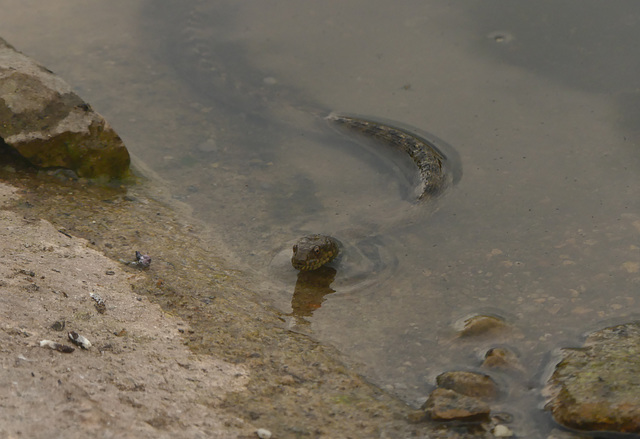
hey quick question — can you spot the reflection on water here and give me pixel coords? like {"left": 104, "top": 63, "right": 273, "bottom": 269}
{"left": 3, "top": 0, "right": 640, "bottom": 436}
{"left": 290, "top": 265, "right": 337, "bottom": 320}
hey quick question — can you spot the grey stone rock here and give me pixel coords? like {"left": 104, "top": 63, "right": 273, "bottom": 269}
{"left": 545, "top": 321, "right": 640, "bottom": 434}
{"left": 0, "top": 37, "right": 130, "bottom": 179}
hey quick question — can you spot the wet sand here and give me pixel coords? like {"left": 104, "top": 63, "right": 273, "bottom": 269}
{"left": 0, "top": 181, "right": 254, "bottom": 438}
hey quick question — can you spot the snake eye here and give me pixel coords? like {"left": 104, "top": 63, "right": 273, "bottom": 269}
{"left": 292, "top": 244, "right": 298, "bottom": 253}
{"left": 313, "top": 246, "right": 320, "bottom": 254}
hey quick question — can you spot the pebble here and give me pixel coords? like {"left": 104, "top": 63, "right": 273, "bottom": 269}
{"left": 482, "top": 347, "right": 525, "bottom": 373}
{"left": 134, "top": 251, "right": 152, "bottom": 268}
{"left": 256, "top": 428, "right": 272, "bottom": 439}
{"left": 50, "top": 320, "right": 66, "bottom": 331}
{"left": 40, "top": 340, "right": 74, "bottom": 353}
{"left": 423, "top": 388, "right": 490, "bottom": 421}
{"left": 493, "top": 424, "right": 513, "bottom": 437}
{"left": 436, "top": 371, "right": 498, "bottom": 399}
{"left": 458, "top": 314, "right": 508, "bottom": 338}
{"left": 68, "top": 331, "right": 92, "bottom": 349}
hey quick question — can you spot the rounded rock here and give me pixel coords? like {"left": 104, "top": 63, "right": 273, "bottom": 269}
{"left": 256, "top": 428, "right": 272, "bottom": 439}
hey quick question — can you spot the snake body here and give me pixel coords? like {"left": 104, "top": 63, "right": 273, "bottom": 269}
{"left": 292, "top": 115, "right": 454, "bottom": 271}
{"left": 327, "top": 114, "right": 450, "bottom": 200}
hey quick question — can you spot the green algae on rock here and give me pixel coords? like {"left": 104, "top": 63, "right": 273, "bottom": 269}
{"left": 544, "top": 321, "right": 640, "bottom": 434}
{"left": 0, "top": 37, "right": 130, "bottom": 179}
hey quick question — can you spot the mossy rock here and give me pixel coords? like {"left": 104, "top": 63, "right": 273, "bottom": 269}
{"left": 545, "top": 321, "right": 640, "bottom": 434}
{"left": 0, "top": 37, "right": 130, "bottom": 180}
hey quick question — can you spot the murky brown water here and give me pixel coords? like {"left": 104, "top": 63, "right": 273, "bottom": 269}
{"left": 3, "top": 1, "right": 640, "bottom": 436}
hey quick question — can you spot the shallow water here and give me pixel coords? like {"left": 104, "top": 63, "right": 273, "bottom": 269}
{"left": 3, "top": 1, "right": 640, "bottom": 436}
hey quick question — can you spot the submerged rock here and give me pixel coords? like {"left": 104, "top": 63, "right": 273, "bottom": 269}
{"left": 411, "top": 370, "right": 498, "bottom": 424}
{"left": 482, "top": 347, "right": 525, "bottom": 374}
{"left": 436, "top": 371, "right": 499, "bottom": 400}
{"left": 544, "top": 321, "right": 640, "bottom": 434}
{"left": 0, "top": 37, "right": 130, "bottom": 179}
{"left": 423, "top": 388, "right": 491, "bottom": 421}
{"left": 492, "top": 424, "right": 514, "bottom": 437}
{"left": 457, "top": 314, "right": 509, "bottom": 338}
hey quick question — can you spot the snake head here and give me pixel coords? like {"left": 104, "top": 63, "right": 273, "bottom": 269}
{"left": 291, "top": 235, "right": 340, "bottom": 271}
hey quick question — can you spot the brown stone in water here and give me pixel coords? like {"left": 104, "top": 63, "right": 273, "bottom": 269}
{"left": 458, "top": 314, "right": 508, "bottom": 338}
{"left": 436, "top": 371, "right": 499, "bottom": 400}
{"left": 423, "top": 388, "right": 491, "bottom": 421}
{"left": 0, "top": 37, "right": 130, "bottom": 179}
{"left": 545, "top": 321, "right": 640, "bottom": 434}
{"left": 406, "top": 409, "right": 428, "bottom": 424}
{"left": 482, "top": 347, "right": 525, "bottom": 373}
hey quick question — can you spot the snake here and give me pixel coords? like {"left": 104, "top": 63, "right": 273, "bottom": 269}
{"left": 291, "top": 234, "right": 340, "bottom": 271}
{"left": 292, "top": 114, "right": 455, "bottom": 271}
{"left": 326, "top": 113, "right": 451, "bottom": 200}
{"left": 159, "top": 7, "right": 459, "bottom": 272}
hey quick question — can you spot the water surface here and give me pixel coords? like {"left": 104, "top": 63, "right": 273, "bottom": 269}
{"left": 2, "top": 1, "right": 640, "bottom": 436}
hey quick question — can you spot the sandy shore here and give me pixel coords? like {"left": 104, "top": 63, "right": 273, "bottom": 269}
{"left": 0, "top": 181, "right": 255, "bottom": 438}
